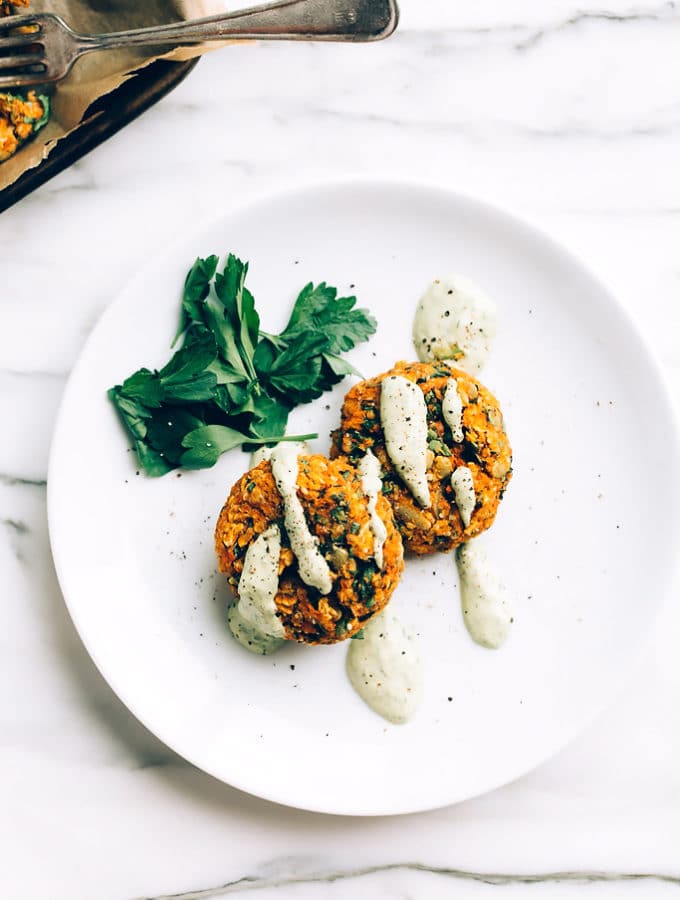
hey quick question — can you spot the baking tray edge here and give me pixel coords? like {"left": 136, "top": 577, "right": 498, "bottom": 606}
{"left": 0, "top": 57, "right": 199, "bottom": 214}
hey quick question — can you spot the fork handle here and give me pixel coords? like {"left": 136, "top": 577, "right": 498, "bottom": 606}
{"left": 75, "top": 0, "right": 398, "bottom": 50}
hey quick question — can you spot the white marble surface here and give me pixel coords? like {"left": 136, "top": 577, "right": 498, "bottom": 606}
{"left": 2, "top": 1, "right": 680, "bottom": 897}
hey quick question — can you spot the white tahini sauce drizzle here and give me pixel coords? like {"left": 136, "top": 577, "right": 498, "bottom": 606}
{"left": 358, "top": 450, "right": 387, "bottom": 570}
{"left": 346, "top": 609, "right": 422, "bottom": 724}
{"left": 412, "top": 275, "right": 498, "bottom": 375}
{"left": 270, "top": 443, "right": 333, "bottom": 595}
{"left": 380, "top": 375, "right": 431, "bottom": 508}
{"left": 227, "top": 525, "right": 286, "bottom": 655}
{"left": 227, "top": 605, "right": 286, "bottom": 656}
{"left": 237, "top": 525, "right": 285, "bottom": 637}
{"left": 442, "top": 378, "right": 464, "bottom": 443}
{"left": 250, "top": 440, "right": 309, "bottom": 469}
{"left": 450, "top": 466, "right": 476, "bottom": 528}
{"left": 456, "top": 543, "right": 513, "bottom": 649}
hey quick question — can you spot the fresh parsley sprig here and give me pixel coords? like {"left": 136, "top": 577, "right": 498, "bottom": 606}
{"left": 108, "top": 253, "right": 377, "bottom": 476}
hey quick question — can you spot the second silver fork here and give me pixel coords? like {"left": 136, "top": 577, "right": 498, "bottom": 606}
{"left": 0, "top": 0, "right": 399, "bottom": 88}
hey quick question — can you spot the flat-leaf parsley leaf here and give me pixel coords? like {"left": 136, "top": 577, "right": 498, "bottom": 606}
{"left": 109, "top": 254, "right": 377, "bottom": 475}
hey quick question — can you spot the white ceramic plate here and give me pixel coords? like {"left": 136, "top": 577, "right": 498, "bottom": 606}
{"left": 48, "top": 180, "right": 680, "bottom": 816}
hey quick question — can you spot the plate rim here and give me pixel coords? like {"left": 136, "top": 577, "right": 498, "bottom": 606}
{"left": 47, "top": 175, "right": 680, "bottom": 816}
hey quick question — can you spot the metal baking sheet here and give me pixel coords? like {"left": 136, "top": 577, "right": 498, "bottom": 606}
{"left": 0, "top": 57, "right": 198, "bottom": 214}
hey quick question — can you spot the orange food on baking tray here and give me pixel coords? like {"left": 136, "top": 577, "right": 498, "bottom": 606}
{"left": 0, "top": 0, "right": 28, "bottom": 15}
{"left": 0, "top": 0, "right": 50, "bottom": 163}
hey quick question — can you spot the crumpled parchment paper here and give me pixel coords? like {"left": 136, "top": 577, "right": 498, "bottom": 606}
{"left": 1, "top": 0, "right": 222, "bottom": 192}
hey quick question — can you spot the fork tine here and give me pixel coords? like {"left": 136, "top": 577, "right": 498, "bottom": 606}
{"left": 0, "top": 14, "right": 42, "bottom": 32}
{"left": 0, "top": 13, "right": 47, "bottom": 86}
{"left": 0, "top": 33, "right": 43, "bottom": 50}
{"left": 0, "top": 54, "right": 43, "bottom": 70}
{"left": 0, "top": 71, "right": 45, "bottom": 88}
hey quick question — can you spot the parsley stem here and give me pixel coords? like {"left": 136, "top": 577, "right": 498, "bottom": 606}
{"left": 243, "top": 356, "right": 258, "bottom": 383}
{"left": 251, "top": 432, "right": 318, "bottom": 445}
{"left": 258, "top": 331, "right": 287, "bottom": 349}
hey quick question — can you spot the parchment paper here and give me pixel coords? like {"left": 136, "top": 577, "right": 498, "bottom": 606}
{"left": 0, "top": 0, "right": 218, "bottom": 191}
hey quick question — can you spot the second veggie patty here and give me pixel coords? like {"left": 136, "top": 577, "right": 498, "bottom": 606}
{"left": 215, "top": 454, "right": 404, "bottom": 645}
{"left": 331, "top": 360, "right": 513, "bottom": 554}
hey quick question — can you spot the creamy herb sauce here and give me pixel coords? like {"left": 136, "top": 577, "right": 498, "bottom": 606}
{"left": 451, "top": 466, "right": 476, "bottom": 527}
{"left": 412, "top": 275, "right": 498, "bottom": 375}
{"left": 346, "top": 609, "right": 422, "bottom": 724}
{"left": 358, "top": 450, "right": 387, "bottom": 570}
{"left": 442, "top": 378, "right": 464, "bottom": 443}
{"left": 228, "top": 525, "right": 286, "bottom": 655}
{"left": 270, "top": 443, "right": 333, "bottom": 595}
{"left": 456, "top": 543, "right": 513, "bottom": 649}
{"left": 227, "top": 603, "right": 286, "bottom": 656}
{"left": 250, "top": 440, "right": 309, "bottom": 468}
{"left": 237, "top": 525, "right": 285, "bottom": 637}
{"left": 380, "top": 375, "right": 431, "bottom": 508}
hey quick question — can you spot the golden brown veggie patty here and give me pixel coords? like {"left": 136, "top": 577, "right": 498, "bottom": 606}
{"left": 331, "top": 360, "right": 512, "bottom": 554}
{"left": 215, "top": 454, "right": 404, "bottom": 645}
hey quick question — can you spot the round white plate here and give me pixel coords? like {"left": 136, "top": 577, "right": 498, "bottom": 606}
{"left": 48, "top": 180, "right": 680, "bottom": 816}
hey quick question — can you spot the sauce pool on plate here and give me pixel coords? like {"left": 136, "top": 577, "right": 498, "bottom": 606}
{"left": 413, "top": 274, "right": 498, "bottom": 375}
{"left": 456, "top": 542, "right": 513, "bottom": 649}
{"left": 346, "top": 609, "right": 422, "bottom": 724}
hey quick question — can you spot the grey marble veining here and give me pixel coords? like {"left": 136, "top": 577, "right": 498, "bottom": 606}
{"left": 139, "top": 865, "right": 680, "bottom": 899}
{"left": 0, "top": 473, "right": 47, "bottom": 487}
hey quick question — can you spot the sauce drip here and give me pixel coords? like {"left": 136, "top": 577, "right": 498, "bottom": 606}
{"left": 251, "top": 440, "right": 309, "bottom": 468}
{"left": 228, "top": 525, "right": 286, "bottom": 655}
{"left": 270, "top": 443, "right": 333, "bottom": 595}
{"left": 346, "top": 610, "right": 422, "bottom": 724}
{"left": 227, "top": 605, "right": 286, "bottom": 656}
{"left": 451, "top": 466, "right": 476, "bottom": 527}
{"left": 456, "top": 543, "right": 513, "bottom": 649}
{"left": 358, "top": 449, "right": 387, "bottom": 570}
{"left": 237, "top": 525, "right": 285, "bottom": 638}
{"left": 442, "top": 378, "right": 464, "bottom": 443}
{"left": 380, "top": 375, "right": 430, "bottom": 508}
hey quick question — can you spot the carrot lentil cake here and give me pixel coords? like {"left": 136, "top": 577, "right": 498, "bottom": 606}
{"left": 215, "top": 453, "right": 404, "bottom": 645}
{"left": 331, "top": 360, "right": 512, "bottom": 555}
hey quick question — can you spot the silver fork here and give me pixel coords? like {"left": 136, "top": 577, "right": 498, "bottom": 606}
{"left": 0, "top": 0, "right": 399, "bottom": 88}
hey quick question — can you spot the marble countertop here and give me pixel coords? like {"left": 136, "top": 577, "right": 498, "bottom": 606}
{"left": 3, "top": 2, "right": 680, "bottom": 897}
